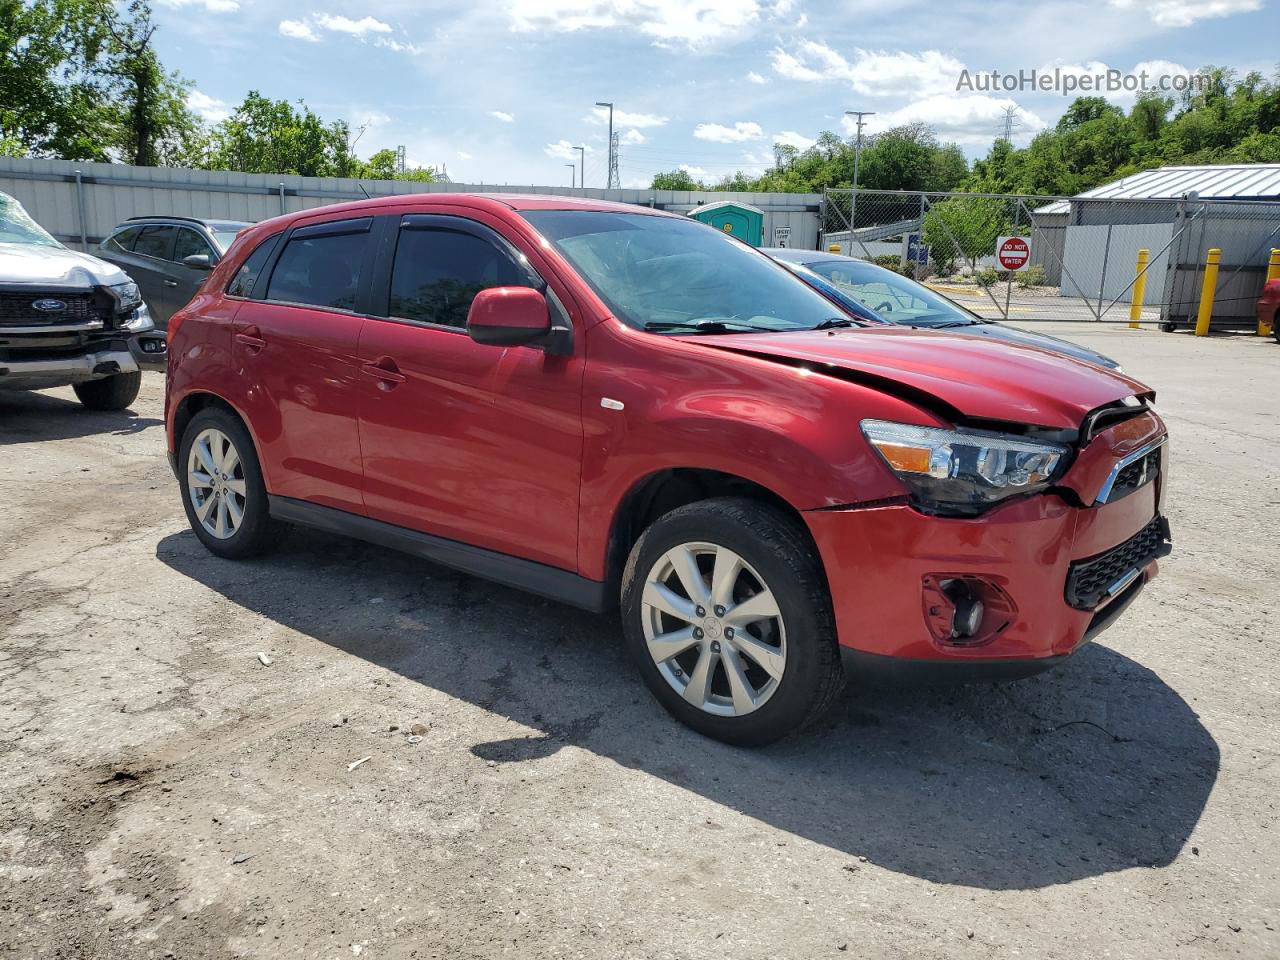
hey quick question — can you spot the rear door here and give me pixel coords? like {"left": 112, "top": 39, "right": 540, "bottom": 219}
{"left": 229, "top": 216, "right": 377, "bottom": 515}
{"left": 169, "top": 227, "right": 218, "bottom": 318}
{"left": 354, "top": 211, "right": 586, "bottom": 570}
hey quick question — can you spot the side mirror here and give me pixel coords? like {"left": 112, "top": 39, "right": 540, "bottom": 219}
{"left": 182, "top": 254, "right": 213, "bottom": 270}
{"left": 466, "top": 287, "right": 551, "bottom": 347}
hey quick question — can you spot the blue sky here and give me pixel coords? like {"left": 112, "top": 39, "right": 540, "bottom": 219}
{"left": 155, "top": 0, "right": 1275, "bottom": 188}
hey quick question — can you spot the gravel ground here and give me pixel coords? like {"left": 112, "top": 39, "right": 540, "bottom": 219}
{"left": 1, "top": 323, "right": 1276, "bottom": 959}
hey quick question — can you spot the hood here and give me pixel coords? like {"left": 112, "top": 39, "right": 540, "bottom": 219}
{"left": 945, "top": 321, "right": 1120, "bottom": 370}
{"left": 684, "top": 326, "right": 1150, "bottom": 430}
{"left": 0, "top": 242, "right": 128, "bottom": 288}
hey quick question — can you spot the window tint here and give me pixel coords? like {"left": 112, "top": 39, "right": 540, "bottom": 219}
{"left": 173, "top": 227, "right": 213, "bottom": 263}
{"left": 132, "top": 225, "right": 174, "bottom": 260}
{"left": 265, "top": 228, "right": 368, "bottom": 311}
{"left": 226, "top": 234, "right": 280, "bottom": 298}
{"left": 102, "top": 226, "right": 141, "bottom": 254}
{"left": 389, "top": 227, "right": 531, "bottom": 329}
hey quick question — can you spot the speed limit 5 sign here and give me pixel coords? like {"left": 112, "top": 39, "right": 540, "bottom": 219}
{"left": 995, "top": 235, "right": 1031, "bottom": 271}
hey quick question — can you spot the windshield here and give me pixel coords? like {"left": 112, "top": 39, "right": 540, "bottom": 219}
{"left": 801, "top": 259, "right": 979, "bottom": 327}
{"left": 212, "top": 230, "right": 242, "bottom": 253}
{"left": 0, "top": 193, "right": 61, "bottom": 248}
{"left": 521, "top": 210, "right": 853, "bottom": 333}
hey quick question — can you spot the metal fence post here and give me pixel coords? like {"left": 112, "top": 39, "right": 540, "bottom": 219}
{"left": 73, "top": 169, "right": 88, "bottom": 251}
{"left": 279, "top": 182, "right": 286, "bottom": 215}
{"left": 1094, "top": 223, "right": 1114, "bottom": 320}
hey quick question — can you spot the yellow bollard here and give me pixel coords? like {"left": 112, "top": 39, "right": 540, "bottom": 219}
{"left": 1129, "top": 248, "right": 1149, "bottom": 328}
{"left": 1259, "top": 248, "right": 1280, "bottom": 336}
{"left": 828, "top": 244, "right": 841, "bottom": 253}
{"left": 1194, "top": 248, "right": 1220, "bottom": 337}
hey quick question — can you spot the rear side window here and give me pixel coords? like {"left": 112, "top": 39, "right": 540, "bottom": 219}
{"left": 132, "top": 225, "right": 175, "bottom": 260}
{"left": 389, "top": 227, "right": 532, "bottom": 329}
{"left": 226, "top": 234, "right": 280, "bottom": 298}
{"left": 266, "top": 222, "right": 370, "bottom": 311}
{"left": 102, "top": 226, "right": 141, "bottom": 254}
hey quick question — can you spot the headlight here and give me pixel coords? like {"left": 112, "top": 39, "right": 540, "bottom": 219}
{"left": 108, "top": 281, "right": 142, "bottom": 311}
{"left": 861, "top": 419, "right": 1069, "bottom": 514}
{"left": 121, "top": 301, "right": 154, "bottom": 332}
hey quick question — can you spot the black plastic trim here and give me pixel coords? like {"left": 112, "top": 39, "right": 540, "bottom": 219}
{"left": 267, "top": 496, "right": 609, "bottom": 613}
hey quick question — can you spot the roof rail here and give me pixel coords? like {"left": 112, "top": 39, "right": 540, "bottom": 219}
{"left": 124, "top": 214, "right": 210, "bottom": 226}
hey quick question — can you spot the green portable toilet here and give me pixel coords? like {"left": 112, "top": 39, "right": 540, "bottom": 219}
{"left": 690, "top": 200, "right": 764, "bottom": 247}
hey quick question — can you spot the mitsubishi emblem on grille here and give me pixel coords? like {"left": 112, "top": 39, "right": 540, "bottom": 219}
{"left": 32, "top": 299, "right": 67, "bottom": 312}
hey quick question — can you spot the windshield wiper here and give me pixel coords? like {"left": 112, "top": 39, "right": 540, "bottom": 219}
{"left": 810, "top": 317, "right": 859, "bottom": 330}
{"left": 924, "top": 320, "right": 980, "bottom": 329}
{"left": 643, "top": 319, "right": 771, "bottom": 334}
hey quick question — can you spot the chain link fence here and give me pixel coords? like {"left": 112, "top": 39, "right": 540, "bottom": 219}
{"left": 823, "top": 188, "right": 1280, "bottom": 328}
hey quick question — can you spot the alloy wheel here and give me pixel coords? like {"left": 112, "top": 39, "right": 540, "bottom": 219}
{"left": 640, "top": 541, "right": 787, "bottom": 717}
{"left": 187, "top": 427, "right": 247, "bottom": 540}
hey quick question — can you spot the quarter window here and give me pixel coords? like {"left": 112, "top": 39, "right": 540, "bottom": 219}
{"left": 102, "top": 226, "right": 141, "bottom": 254}
{"left": 265, "top": 224, "right": 370, "bottom": 311}
{"left": 388, "top": 227, "right": 532, "bottom": 329}
{"left": 226, "top": 234, "right": 280, "bottom": 299}
{"left": 132, "top": 225, "right": 175, "bottom": 260}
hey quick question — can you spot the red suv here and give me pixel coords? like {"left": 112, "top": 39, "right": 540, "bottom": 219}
{"left": 165, "top": 195, "right": 1171, "bottom": 745}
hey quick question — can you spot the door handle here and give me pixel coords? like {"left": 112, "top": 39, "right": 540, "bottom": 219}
{"left": 235, "top": 325, "right": 266, "bottom": 352}
{"left": 362, "top": 356, "right": 406, "bottom": 389}
{"left": 163, "top": 279, "right": 178, "bottom": 287}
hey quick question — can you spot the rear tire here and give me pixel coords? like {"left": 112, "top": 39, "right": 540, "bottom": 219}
{"left": 178, "top": 406, "right": 284, "bottom": 559}
{"left": 73, "top": 371, "right": 141, "bottom": 411}
{"left": 620, "top": 497, "right": 844, "bottom": 746}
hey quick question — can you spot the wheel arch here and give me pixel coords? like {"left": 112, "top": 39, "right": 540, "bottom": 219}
{"left": 171, "top": 391, "right": 270, "bottom": 487}
{"left": 602, "top": 468, "right": 828, "bottom": 607}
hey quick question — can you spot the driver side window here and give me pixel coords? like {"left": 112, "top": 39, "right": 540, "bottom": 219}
{"left": 173, "top": 227, "right": 214, "bottom": 264}
{"left": 388, "top": 226, "right": 533, "bottom": 329}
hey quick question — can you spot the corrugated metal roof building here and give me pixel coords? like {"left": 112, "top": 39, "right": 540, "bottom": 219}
{"left": 1037, "top": 163, "right": 1280, "bottom": 214}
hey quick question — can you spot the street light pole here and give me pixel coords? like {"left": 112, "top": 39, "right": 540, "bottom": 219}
{"left": 594, "top": 101, "right": 613, "bottom": 188}
{"left": 565, "top": 163, "right": 576, "bottom": 189}
{"left": 574, "top": 146, "right": 586, "bottom": 191}
{"left": 843, "top": 110, "right": 875, "bottom": 256}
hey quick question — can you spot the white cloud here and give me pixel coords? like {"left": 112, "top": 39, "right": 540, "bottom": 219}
{"left": 314, "top": 14, "right": 392, "bottom": 35}
{"left": 852, "top": 95, "right": 1046, "bottom": 146}
{"left": 186, "top": 90, "right": 230, "bottom": 123}
{"left": 620, "top": 128, "right": 647, "bottom": 144}
{"left": 774, "top": 129, "right": 815, "bottom": 150}
{"left": 508, "top": 0, "right": 762, "bottom": 48}
{"left": 157, "top": 0, "right": 238, "bottom": 11}
{"left": 351, "top": 109, "right": 392, "bottom": 130}
{"left": 680, "top": 163, "right": 708, "bottom": 180}
{"left": 747, "top": 71, "right": 766, "bottom": 84}
{"left": 458, "top": 151, "right": 474, "bottom": 160}
{"left": 1036, "top": 58, "right": 1196, "bottom": 105}
{"left": 377, "top": 38, "right": 422, "bottom": 54}
{"left": 694, "top": 120, "right": 765, "bottom": 143}
{"left": 1108, "top": 0, "right": 1260, "bottom": 26}
{"left": 771, "top": 41, "right": 964, "bottom": 98}
{"left": 279, "top": 19, "right": 320, "bottom": 41}
{"left": 545, "top": 139, "right": 590, "bottom": 160}
{"left": 587, "top": 105, "right": 668, "bottom": 128}
{"left": 490, "top": 111, "right": 515, "bottom": 122}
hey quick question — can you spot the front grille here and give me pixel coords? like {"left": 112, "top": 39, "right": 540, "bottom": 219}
{"left": 1108, "top": 448, "right": 1161, "bottom": 502}
{"left": 1065, "top": 516, "right": 1171, "bottom": 610}
{"left": 0, "top": 292, "right": 109, "bottom": 326}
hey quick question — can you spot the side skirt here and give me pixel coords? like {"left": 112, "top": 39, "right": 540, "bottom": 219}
{"left": 268, "top": 496, "right": 609, "bottom": 614}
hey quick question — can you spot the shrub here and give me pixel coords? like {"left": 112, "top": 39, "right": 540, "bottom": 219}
{"left": 975, "top": 267, "right": 1001, "bottom": 288}
{"left": 1015, "top": 263, "right": 1047, "bottom": 288}
{"left": 871, "top": 254, "right": 906, "bottom": 276}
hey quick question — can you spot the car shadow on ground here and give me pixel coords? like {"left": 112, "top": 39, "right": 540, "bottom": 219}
{"left": 157, "top": 525, "right": 1218, "bottom": 892}
{"left": 0, "top": 389, "right": 162, "bottom": 444}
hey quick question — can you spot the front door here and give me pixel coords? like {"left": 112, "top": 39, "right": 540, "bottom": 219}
{"left": 354, "top": 212, "right": 585, "bottom": 571}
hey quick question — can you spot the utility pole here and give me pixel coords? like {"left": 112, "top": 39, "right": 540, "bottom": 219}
{"left": 843, "top": 110, "right": 875, "bottom": 256}
{"left": 608, "top": 131, "right": 619, "bottom": 189}
{"left": 573, "top": 145, "right": 586, "bottom": 190}
{"left": 594, "top": 101, "right": 616, "bottom": 188}
{"left": 998, "top": 105, "right": 1020, "bottom": 142}
{"left": 565, "top": 163, "right": 576, "bottom": 188}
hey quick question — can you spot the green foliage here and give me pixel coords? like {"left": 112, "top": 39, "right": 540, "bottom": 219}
{"left": 975, "top": 267, "right": 1000, "bottom": 288}
{"left": 922, "top": 195, "right": 1008, "bottom": 270}
{"left": 199, "top": 92, "right": 352, "bottom": 177}
{"left": 1015, "top": 263, "right": 1047, "bottom": 288}
{"left": 650, "top": 168, "right": 704, "bottom": 190}
{"left": 870, "top": 254, "right": 907, "bottom": 276}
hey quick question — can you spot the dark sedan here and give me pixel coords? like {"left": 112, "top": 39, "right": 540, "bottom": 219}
{"left": 766, "top": 248, "right": 1122, "bottom": 371}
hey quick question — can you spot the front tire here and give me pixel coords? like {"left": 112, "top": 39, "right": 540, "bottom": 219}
{"left": 73, "top": 371, "right": 141, "bottom": 411}
{"left": 178, "top": 407, "right": 282, "bottom": 559}
{"left": 620, "top": 497, "right": 844, "bottom": 746}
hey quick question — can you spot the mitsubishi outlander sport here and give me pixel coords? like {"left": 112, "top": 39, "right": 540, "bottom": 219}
{"left": 165, "top": 194, "right": 1172, "bottom": 745}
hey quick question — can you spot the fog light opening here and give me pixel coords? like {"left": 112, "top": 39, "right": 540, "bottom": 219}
{"left": 921, "top": 574, "right": 1017, "bottom": 648}
{"left": 944, "top": 581, "right": 985, "bottom": 639}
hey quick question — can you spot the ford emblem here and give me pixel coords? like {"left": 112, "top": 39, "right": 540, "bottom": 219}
{"left": 32, "top": 298, "right": 67, "bottom": 312}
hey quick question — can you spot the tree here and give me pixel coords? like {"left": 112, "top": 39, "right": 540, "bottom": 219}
{"left": 651, "top": 168, "right": 704, "bottom": 190}
{"left": 202, "top": 92, "right": 350, "bottom": 176}
{"left": 922, "top": 195, "right": 1008, "bottom": 272}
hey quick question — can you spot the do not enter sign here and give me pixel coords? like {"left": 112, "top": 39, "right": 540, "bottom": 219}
{"left": 996, "top": 235, "right": 1030, "bottom": 271}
